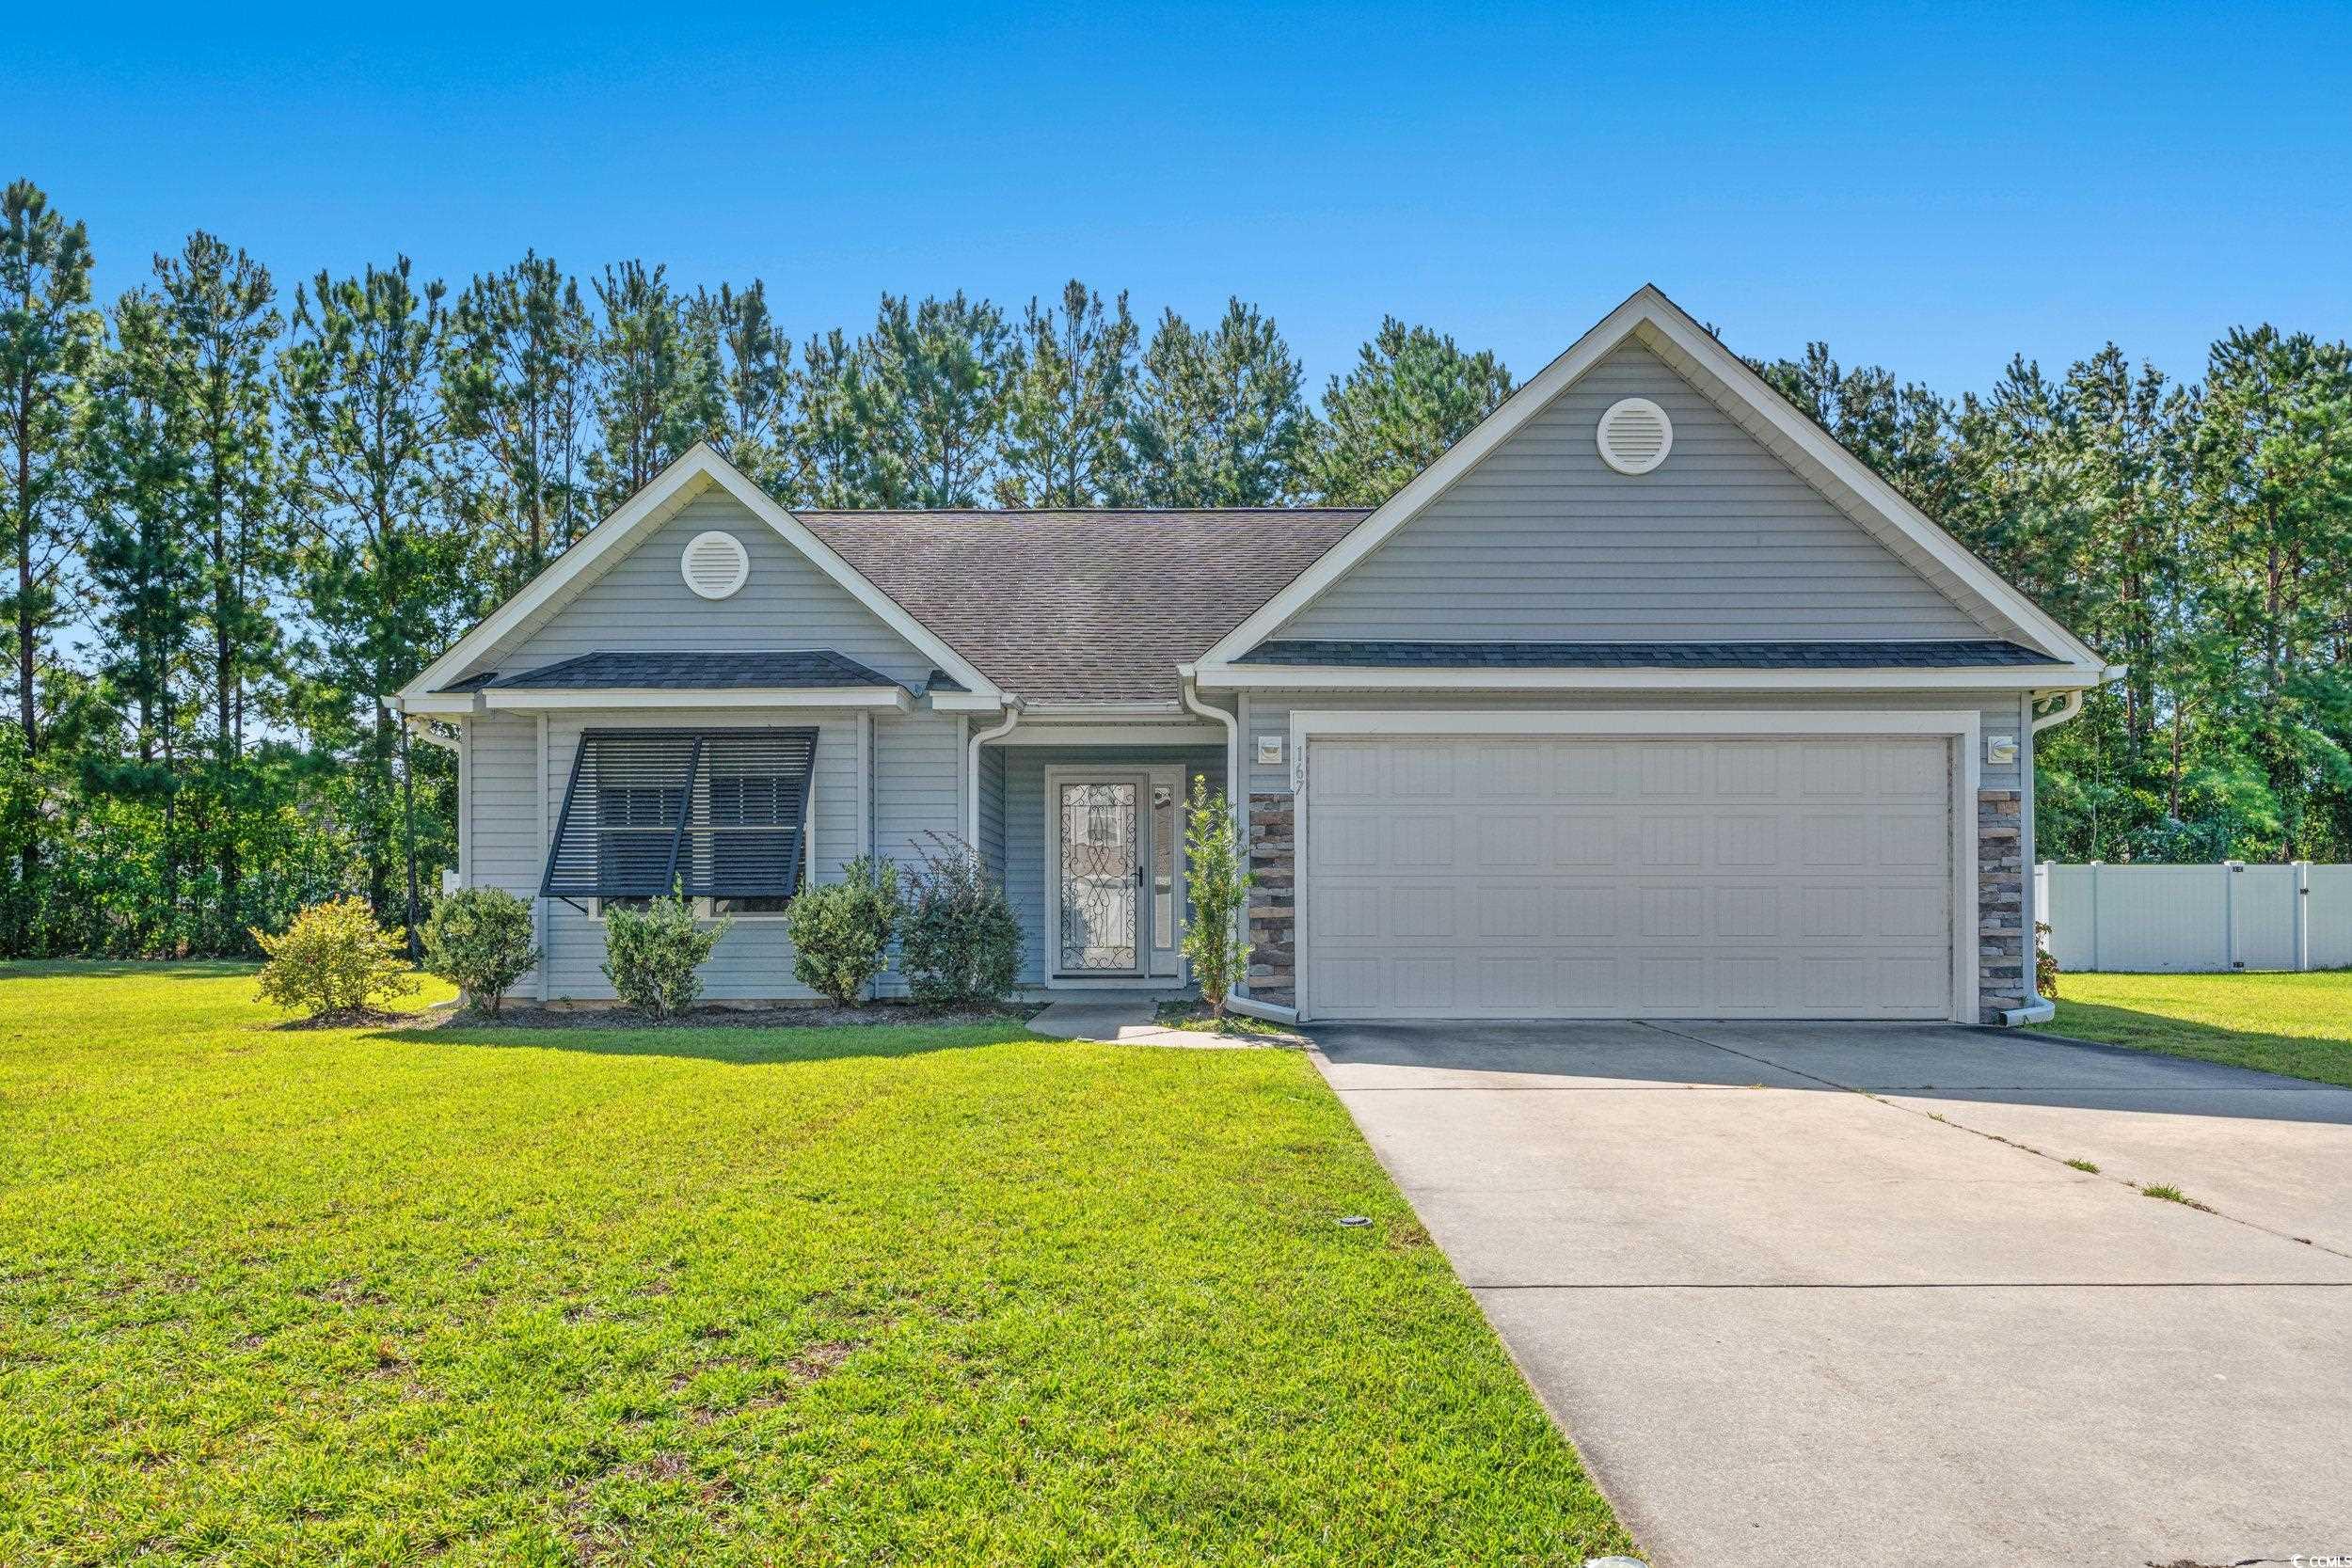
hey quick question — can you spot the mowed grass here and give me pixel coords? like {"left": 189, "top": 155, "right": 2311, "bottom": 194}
{"left": 2049, "top": 969, "right": 2352, "bottom": 1089}
{"left": 0, "top": 963, "right": 1628, "bottom": 1566}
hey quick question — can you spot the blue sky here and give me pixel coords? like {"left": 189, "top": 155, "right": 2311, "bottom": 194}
{"left": 9, "top": 1, "right": 2347, "bottom": 397}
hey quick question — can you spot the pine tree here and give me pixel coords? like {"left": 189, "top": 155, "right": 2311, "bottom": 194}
{"left": 590, "top": 261, "right": 712, "bottom": 507}
{"left": 785, "top": 326, "right": 901, "bottom": 508}
{"left": 153, "top": 231, "right": 279, "bottom": 950}
{"left": 281, "top": 257, "right": 463, "bottom": 953}
{"left": 1751, "top": 342, "right": 1955, "bottom": 516}
{"left": 993, "top": 280, "right": 1138, "bottom": 507}
{"left": 0, "top": 180, "right": 99, "bottom": 947}
{"left": 84, "top": 288, "right": 201, "bottom": 947}
{"left": 443, "top": 253, "right": 596, "bottom": 595}
{"left": 2187, "top": 326, "right": 2352, "bottom": 861}
{"left": 1130, "top": 297, "right": 1306, "bottom": 506}
{"left": 870, "top": 292, "right": 1010, "bottom": 507}
{"left": 686, "top": 280, "right": 790, "bottom": 488}
{"left": 1302, "top": 317, "right": 1512, "bottom": 504}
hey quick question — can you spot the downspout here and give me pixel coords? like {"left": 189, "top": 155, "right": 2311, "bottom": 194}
{"left": 405, "top": 715, "right": 461, "bottom": 754}
{"left": 1180, "top": 670, "right": 1296, "bottom": 1026}
{"left": 2028, "top": 689, "right": 2084, "bottom": 736}
{"left": 964, "top": 697, "right": 1022, "bottom": 847}
{"left": 2003, "top": 670, "right": 2118, "bottom": 1026}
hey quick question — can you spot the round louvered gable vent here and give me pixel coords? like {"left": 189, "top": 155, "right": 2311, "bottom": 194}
{"left": 680, "top": 531, "right": 750, "bottom": 599}
{"left": 1597, "top": 397, "right": 1673, "bottom": 475}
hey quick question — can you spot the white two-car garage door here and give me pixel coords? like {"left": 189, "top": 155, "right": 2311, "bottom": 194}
{"left": 1301, "top": 735, "right": 1959, "bottom": 1021}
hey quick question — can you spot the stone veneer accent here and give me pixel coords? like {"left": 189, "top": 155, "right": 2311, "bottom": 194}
{"left": 1245, "top": 793, "right": 1295, "bottom": 1006}
{"left": 1978, "top": 787, "right": 2026, "bottom": 1022}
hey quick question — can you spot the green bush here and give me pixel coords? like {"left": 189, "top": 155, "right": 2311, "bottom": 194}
{"left": 1179, "top": 777, "right": 1253, "bottom": 1017}
{"left": 787, "top": 857, "right": 900, "bottom": 1006}
{"left": 251, "top": 896, "right": 418, "bottom": 1020}
{"left": 601, "top": 894, "right": 728, "bottom": 1020}
{"left": 421, "top": 886, "right": 539, "bottom": 1014}
{"left": 2036, "top": 920, "right": 2060, "bottom": 1001}
{"left": 898, "top": 834, "right": 1021, "bottom": 1006}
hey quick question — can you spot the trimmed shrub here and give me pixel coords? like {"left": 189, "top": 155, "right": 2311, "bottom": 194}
{"left": 2036, "top": 920, "right": 2060, "bottom": 1001}
{"left": 421, "top": 887, "right": 540, "bottom": 1014}
{"left": 252, "top": 896, "right": 418, "bottom": 1020}
{"left": 602, "top": 894, "right": 728, "bottom": 1020}
{"left": 786, "top": 857, "right": 900, "bottom": 1006}
{"left": 1178, "top": 776, "right": 1253, "bottom": 1017}
{"left": 898, "top": 834, "right": 1021, "bottom": 1006}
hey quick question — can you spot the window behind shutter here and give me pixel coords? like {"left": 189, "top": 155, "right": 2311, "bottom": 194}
{"left": 542, "top": 729, "right": 817, "bottom": 902}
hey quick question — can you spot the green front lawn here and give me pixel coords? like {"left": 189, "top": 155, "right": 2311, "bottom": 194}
{"left": 2048, "top": 969, "right": 2352, "bottom": 1089}
{"left": 0, "top": 963, "right": 1627, "bottom": 1565}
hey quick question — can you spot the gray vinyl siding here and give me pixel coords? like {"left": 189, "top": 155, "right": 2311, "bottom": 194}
{"left": 1000, "top": 744, "right": 1224, "bottom": 987}
{"left": 480, "top": 491, "right": 936, "bottom": 686}
{"left": 455, "top": 706, "right": 967, "bottom": 1003}
{"left": 977, "top": 744, "right": 1007, "bottom": 881}
{"left": 1245, "top": 689, "right": 2032, "bottom": 794}
{"left": 462, "top": 712, "right": 548, "bottom": 997}
{"left": 872, "top": 713, "right": 963, "bottom": 875}
{"left": 1275, "top": 341, "right": 1992, "bottom": 643}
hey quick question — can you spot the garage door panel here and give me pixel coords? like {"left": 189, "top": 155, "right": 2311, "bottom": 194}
{"left": 1638, "top": 743, "right": 1708, "bottom": 796}
{"left": 1714, "top": 885, "right": 1781, "bottom": 938}
{"left": 1305, "top": 736, "right": 1956, "bottom": 1021}
{"left": 1391, "top": 886, "right": 1454, "bottom": 939}
{"left": 1555, "top": 884, "right": 1620, "bottom": 938}
{"left": 1878, "top": 809, "right": 1949, "bottom": 868}
{"left": 1713, "top": 814, "right": 1782, "bottom": 867}
{"left": 1479, "top": 813, "right": 1538, "bottom": 866}
{"left": 1549, "top": 815, "right": 1620, "bottom": 867}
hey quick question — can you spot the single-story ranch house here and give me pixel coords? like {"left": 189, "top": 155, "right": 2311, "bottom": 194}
{"left": 395, "top": 286, "right": 2112, "bottom": 1025}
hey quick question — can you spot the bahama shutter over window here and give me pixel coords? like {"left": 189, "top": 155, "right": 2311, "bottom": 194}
{"left": 541, "top": 729, "right": 817, "bottom": 902}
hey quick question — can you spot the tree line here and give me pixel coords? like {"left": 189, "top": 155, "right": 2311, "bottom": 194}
{"left": 1, "top": 176, "right": 2345, "bottom": 958}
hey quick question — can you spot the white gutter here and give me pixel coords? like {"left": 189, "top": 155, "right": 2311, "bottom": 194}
{"left": 2030, "top": 689, "right": 2084, "bottom": 733}
{"left": 964, "top": 698, "right": 1023, "bottom": 846}
{"left": 1021, "top": 699, "right": 1187, "bottom": 717}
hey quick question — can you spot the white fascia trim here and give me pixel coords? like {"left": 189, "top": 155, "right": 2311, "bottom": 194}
{"left": 1288, "top": 707, "right": 1982, "bottom": 741}
{"left": 1194, "top": 663, "right": 2104, "bottom": 693}
{"left": 399, "top": 692, "right": 480, "bottom": 716}
{"left": 1197, "top": 284, "right": 2106, "bottom": 672}
{"left": 1022, "top": 699, "right": 1187, "bottom": 716}
{"left": 994, "top": 721, "right": 1225, "bottom": 747}
{"left": 479, "top": 686, "right": 911, "bottom": 711}
{"left": 930, "top": 691, "right": 1010, "bottom": 713}
{"left": 401, "top": 443, "right": 1002, "bottom": 704}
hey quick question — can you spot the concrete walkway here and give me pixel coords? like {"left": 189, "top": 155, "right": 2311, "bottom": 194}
{"left": 1028, "top": 995, "right": 1279, "bottom": 1049}
{"left": 1312, "top": 1020, "right": 2352, "bottom": 1567}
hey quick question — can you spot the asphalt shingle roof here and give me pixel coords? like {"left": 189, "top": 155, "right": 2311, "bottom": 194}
{"left": 457, "top": 649, "right": 902, "bottom": 692}
{"left": 797, "top": 508, "right": 1373, "bottom": 702}
{"left": 1235, "top": 639, "right": 2069, "bottom": 670}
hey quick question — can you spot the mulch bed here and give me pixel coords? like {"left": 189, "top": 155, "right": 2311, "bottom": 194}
{"left": 273, "top": 1006, "right": 418, "bottom": 1031}
{"left": 447, "top": 1001, "right": 1041, "bottom": 1031}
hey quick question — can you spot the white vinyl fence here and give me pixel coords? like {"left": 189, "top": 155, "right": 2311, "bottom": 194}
{"left": 2038, "top": 862, "right": 2352, "bottom": 974}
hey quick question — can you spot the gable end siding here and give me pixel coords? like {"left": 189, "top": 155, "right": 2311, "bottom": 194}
{"left": 1276, "top": 341, "right": 1993, "bottom": 644}
{"left": 482, "top": 492, "right": 937, "bottom": 686}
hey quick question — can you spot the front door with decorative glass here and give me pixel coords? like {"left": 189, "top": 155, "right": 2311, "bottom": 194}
{"left": 1056, "top": 776, "right": 1144, "bottom": 975}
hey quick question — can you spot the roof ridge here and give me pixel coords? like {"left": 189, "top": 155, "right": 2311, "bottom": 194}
{"left": 796, "top": 505, "right": 1375, "bottom": 516}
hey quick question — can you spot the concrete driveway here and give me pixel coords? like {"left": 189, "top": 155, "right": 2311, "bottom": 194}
{"left": 1313, "top": 1020, "right": 2352, "bottom": 1567}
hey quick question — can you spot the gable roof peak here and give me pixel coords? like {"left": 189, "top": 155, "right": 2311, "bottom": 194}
{"left": 1197, "top": 285, "right": 2106, "bottom": 674}
{"left": 398, "top": 436, "right": 1003, "bottom": 706}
